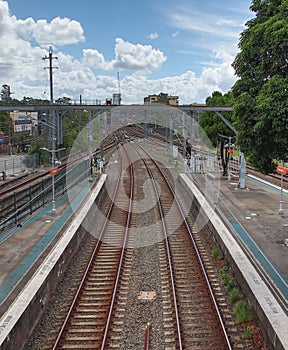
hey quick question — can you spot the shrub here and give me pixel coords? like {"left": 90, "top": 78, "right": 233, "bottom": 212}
{"left": 228, "top": 287, "right": 241, "bottom": 303}
{"left": 234, "top": 300, "right": 254, "bottom": 323}
{"left": 220, "top": 266, "right": 230, "bottom": 286}
{"left": 242, "top": 326, "right": 254, "bottom": 340}
{"left": 220, "top": 266, "right": 228, "bottom": 277}
{"left": 211, "top": 247, "right": 223, "bottom": 260}
{"left": 226, "top": 278, "right": 236, "bottom": 291}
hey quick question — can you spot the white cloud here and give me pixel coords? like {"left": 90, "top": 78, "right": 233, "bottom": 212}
{"left": 32, "top": 17, "right": 85, "bottom": 45}
{"left": 216, "top": 18, "right": 243, "bottom": 28}
{"left": 14, "top": 17, "right": 36, "bottom": 41}
{"left": 0, "top": 1, "right": 10, "bottom": 38}
{"left": 0, "top": 3, "right": 84, "bottom": 46}
{"left": 112, "top": 38, "right": 166, "bottom": 72}
{"left": 111, "top": 49, "right": 236, "bottom": 104}
{"left": 82, "top": 38, "right": 167, "bottom": 73}
{"left": 0, "top": 1, "right": 239, "bottom": 105}
{"left": 83, "top": 38, "right": 166, "bottom": 73}
{"left": 82, "top": 49, "right": 108, "bottom": 70}
{"left": 148, "top": 32, "right": 159, "bottom": 40}
{"left": 169, "top": 6, "right": 245, "bottom": 40}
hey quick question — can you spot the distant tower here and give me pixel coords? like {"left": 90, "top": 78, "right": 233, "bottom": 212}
{"left": 113, "top": 93, "right": 121, "bottom": 105}
{"left": 112, "top": 72, "right": 122, "bottom": 105}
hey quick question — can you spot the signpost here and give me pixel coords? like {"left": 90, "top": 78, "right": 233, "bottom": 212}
{"left": 49, "top": 167, "right": 59, "bottom": 176}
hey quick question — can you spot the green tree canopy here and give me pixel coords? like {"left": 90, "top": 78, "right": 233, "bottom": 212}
{"left": 232, "top": 0, "right": 288, "bottom": 173}
{"left": 199, "top": 91, "right": 235, "bottom": 148}
{"left": 157, "top": 93, "right": 169, "bottom": 104}
{"left": 55, "top": 96, "right": 72, "bottom": 105}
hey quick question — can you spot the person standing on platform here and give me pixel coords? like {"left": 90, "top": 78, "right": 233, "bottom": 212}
{"left": 186, "top": 140, "right": 192, "bottom": 167}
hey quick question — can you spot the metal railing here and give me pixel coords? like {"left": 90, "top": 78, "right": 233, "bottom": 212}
{"left": 0, "top": 158, "right": 91, "bottom": 231}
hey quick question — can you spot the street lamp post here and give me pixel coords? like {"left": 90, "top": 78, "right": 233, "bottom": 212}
{"left": 222, "top": 135, "right": 235, "bottom": 182}
{"left": 41, "top": 145, "right": 65, "bottom": 216}
{"left": 278, "top": 160, "right": 285, "bottom": 216}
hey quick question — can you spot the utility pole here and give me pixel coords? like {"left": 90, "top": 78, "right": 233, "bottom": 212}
{"left": 43, "top": 46, "right": 58, "bottom": 216}
{"left": 43, "top": 46, "right": 58, "bottom": 104}
{"left": 43, "top": 46, "right": 58, "bottom": 147}
{"left": 43, "top": 45, "right": 58, "bottom": 147}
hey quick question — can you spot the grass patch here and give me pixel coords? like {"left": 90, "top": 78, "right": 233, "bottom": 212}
{"left": 211, "top": 249, "right": 262, "bottom": 346}
{"left": 220, "top": 266, "right": 237, "bottom": 290}
{"left": 211, "top": 247, "right": 223, "bottom": 260}
{"left": 234, "top": 300, "right": 254, "bottom": 323}
{"left": 220, "top": 266, "right": 228, "bottom": 277}
{"left": 241, "top": 326, "right": 254, "bottom": 340}
{"left": 228, "top": 287, "right": 241, "bottom": 303}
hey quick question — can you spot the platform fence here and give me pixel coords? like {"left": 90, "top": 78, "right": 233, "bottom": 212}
{"left": 0, "top": 158, "right": 91, "bottom": 232}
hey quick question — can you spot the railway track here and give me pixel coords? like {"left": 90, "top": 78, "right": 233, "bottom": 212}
{"left": 0, "top": 146, "right": 113, "bottom": 231}
{"left": 0, "top": 133, "right": 118, "bottom": 198}
{"left": 43, "top": 141, "right": 234, "bottom": 350}
{"left": 135, "top": 143, "right": 232, "bottom": 349}
{"left": 8, "top": 128, "right": 275, "bottom": 349}
{"left": 0, "top": 170, "right": 48, "bottom": 196}
{"left": 51, "top": 143, "right": 133, "bottom": 349}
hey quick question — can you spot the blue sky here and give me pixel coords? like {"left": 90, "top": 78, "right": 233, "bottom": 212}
{"left": 1, "top": 0, "right": 253, "bottom": 104}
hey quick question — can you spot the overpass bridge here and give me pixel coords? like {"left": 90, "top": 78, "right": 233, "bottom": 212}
{"left": 0, "top": 103, "right": 232, "bottom": 113}
{"left": 0, "top": 103, "right": 233, "bottom": 149}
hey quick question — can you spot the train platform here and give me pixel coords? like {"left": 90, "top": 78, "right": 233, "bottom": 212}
{"left": 0, "top": 175, "right": 101, "bottom": 317}
{"left": 214, "top": 174, "right": 288, "bottom": 291}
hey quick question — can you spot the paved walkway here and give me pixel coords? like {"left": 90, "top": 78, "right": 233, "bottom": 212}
{"left": 215, "top": 174, "right": 288, "bottom": 295}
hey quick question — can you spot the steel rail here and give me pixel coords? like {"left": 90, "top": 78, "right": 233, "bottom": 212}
{"left": 140, "top": 154, "right": 183, "bottom": 350}
{"left": 100, "top": 144, "right": 134, "bottom": 350}
{"left": 51, "top": 145, "right": 124, "bottom": 350}
{"left": 158, "top": 159, "right": 232, "bottom": 349}
{"left": 137, "top": 143, "right": 233, "bottom": 350}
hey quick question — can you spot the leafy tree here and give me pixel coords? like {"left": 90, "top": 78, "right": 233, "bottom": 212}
{"left": 55, "top": 96, "right": 72, "bottom": 105}
{"left": 199, "top": 91, "right": 236, "bottom": 175}
{"left": 157, "top": 92, "right": 169, "bottom": 104}
{"left": 232, "top": 0, "right": 288, "bottom": 173}
{"left": 199, "top": 91, "right": 235, "bottom": 148}
{"left": 61, "top": 111, "right": 91, "bottom": 150}
{"left": 0, "top": 94, "right": 50, "bottom": 106}
{"left": 21, "top": 97, "right": 50, "bottom": 105}
{"left": 0, "top": 111, "right": 9, "bottom": 135}
{"left": 1, "top": 84, "right": 12, "bottom": 102}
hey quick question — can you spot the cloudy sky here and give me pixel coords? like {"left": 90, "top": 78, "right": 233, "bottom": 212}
{"left": 1, "top": 0, "right": 252, "bottom": 105}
